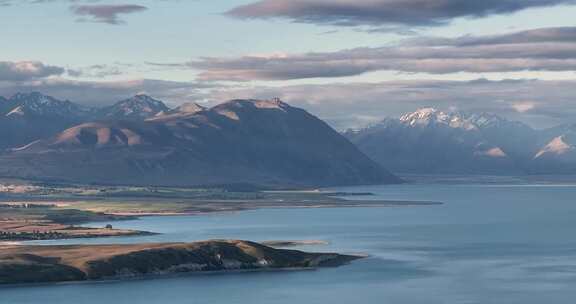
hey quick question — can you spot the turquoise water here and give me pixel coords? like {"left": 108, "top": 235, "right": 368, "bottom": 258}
{"left": 4, "top": 183, "right": 576, "bottom": 303}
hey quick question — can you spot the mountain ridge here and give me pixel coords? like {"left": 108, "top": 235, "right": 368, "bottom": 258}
{"left": 96, "top": 94, "right": 170, "bottom": 120}
{"left": 0, "top": 94, "right": 399, "bottom": 188}
{"left": 346, "top": 108, "right": 573, "bottom": 175}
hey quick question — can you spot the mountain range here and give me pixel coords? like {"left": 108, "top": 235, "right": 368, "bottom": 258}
{"left": 0, "top": 93, "right": 170, "bottom": 150}
{"left": 0, "top": 93, "right": 398, "bottom": 188}
{"left": 3, "top": 92, "right": 575, "bottom": 184}
{"left": 345, "top": 108, "right": 576, "bottom": 175}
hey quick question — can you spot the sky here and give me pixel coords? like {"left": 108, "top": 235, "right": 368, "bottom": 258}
{"left": 1, "top": 0, "right": 576, "bottom": 129}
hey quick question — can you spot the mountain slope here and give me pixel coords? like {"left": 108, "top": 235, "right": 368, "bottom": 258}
{"left": 531, "top": 124, "right": 576, "bottom": 173}
{"left": 0, "top": 92, "right": 93, "bottom": 149}
{"left": 0, "top": 93, "right": 171, "bottom": 150}
{"left": 345, "top": 108, "right": 532, "bottom": 175}
{"left": 0, "top": 96, "right": 9, "bottom": 114}
{"left": 0, "top": 98, "right": 399, "bottom": 188}
{"left": 463, "top": 112, "right": 541, "bottom": 165}
{"left": 96, "top": 95, "right": 170, "bottom": 120}
{"left": 148, "top": 102, "right": 207, "bottom": 122}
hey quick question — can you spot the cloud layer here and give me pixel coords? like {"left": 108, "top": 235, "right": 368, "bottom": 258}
{"left": 227, "top": 0, "right": 576, "bottom": 27}
{"left": 2, "top": 62, "right": 575, "bottom": 129}
{"left": 203, "top": 79, "right": 576, "bottom": 129}
{"left": 187, "top": 26, "right": 576, "bottom": 81}
{"left": 406, "top": 26, "right": 576, "bottom": 46}
{"left": 0, "top": 78, "right": 212, "bottom": 106}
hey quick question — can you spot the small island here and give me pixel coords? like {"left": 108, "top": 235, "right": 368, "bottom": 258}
{"left": 0, "top": 240, "right": 362, "bottom": 285}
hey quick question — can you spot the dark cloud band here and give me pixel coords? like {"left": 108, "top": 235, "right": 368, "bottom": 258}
{"left": 227, "top": 0, "right": 576, "bottom": 27}
{"left": 185, "top": 26, "right": 576, "bottom": 81}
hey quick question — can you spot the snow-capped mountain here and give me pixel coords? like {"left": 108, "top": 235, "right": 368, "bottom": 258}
{"left": 397, "top": 107, "right": 478, "bottom": 130}
{"left": 345, "top": 108, "right": 538, "bottom": 174}
{"left": 97, "top": 94, "right": 170, "bottom": 120}
{"left": 3, "top": 92, "right": 576, "bottom": 178}
{"left": 5, "top": 92, "right": 94, "bottom": 118}
{"left": 0, "top": 92, "right": 95, "bottom": 149}
{"left": 3, "top": 98, "right": 399, "bottom": 187}
{"left": 464, "top": 112, "right": 541, "bottom": 163}
{"left": 0, "top": 92, "right": 203, "bottom": 149}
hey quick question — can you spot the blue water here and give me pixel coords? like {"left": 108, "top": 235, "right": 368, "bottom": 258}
{"left": 4, "top": 183, "right": 576, "bottom": 303}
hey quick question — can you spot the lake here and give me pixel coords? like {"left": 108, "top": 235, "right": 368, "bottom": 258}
{"left": 4, "top": 181, "right": 576, "bottom": 303}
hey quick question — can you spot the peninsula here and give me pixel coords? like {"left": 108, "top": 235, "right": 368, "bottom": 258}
{"left": 0, "top": 240, "right": 362, "bottom": 285}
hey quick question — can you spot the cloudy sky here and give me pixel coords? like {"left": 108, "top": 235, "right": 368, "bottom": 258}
{"left": 2, "top": 0, "right": 576, "bottom": 129}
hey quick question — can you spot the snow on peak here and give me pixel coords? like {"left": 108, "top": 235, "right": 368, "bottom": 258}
{"left": 399, "top": 108, "right": 477, "bottom": 130}
{"left": 124, "top": 95, "right": 168, "bottom": 110}
{"left": 10, "top": 92, "right": 63, "bottom": 107}
{"left": 103, "top": 95, "right": 169, "bottom": 119}
{"left": 399, "top": 108, "right": 438, "bottom": 122}
{"left": 6, "top": 92, "right": 89, "bottom": 117}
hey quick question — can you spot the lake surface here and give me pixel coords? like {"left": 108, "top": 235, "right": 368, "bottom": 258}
{"left": 4, "top": 182, "right": 576, "bottom": 303}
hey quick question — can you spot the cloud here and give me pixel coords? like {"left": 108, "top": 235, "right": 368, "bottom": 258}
{"left": 0, "top": 1, "right": 150, "bottom": 24}
{"left": 0, "top": 78, "right": 215, "bottom": 106}
{"left": 67, "top": 64, "right": 125, "bottom": 78}
{"left": 0, "top": 61, "right": 65, "bottom": 81}
{"left": 0, "top": 0, "right": 122, "bottom": 6}
{"left": 186, "top": 26, "right": 576, "bottom": 81}
{"left": 406, "top": 26, "right": 576, "bottom": 46}
{"left": 71, "top": 4, "right": 148, "bottom": 25}
{"left": 2, "top": 70, "right": 575, "bottom": 129}
{"left": 227, "top": 0, "right": 576, "bottom": 28}
{"left": 201, "top": 79, "right": 576, "bottom": 129}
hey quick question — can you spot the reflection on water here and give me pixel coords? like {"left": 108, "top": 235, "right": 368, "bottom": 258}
{"left": 4, "top": 183, "right": 576, "bottom": 304}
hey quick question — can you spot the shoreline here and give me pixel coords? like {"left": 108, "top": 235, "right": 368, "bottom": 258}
{"left": 97, "top": 200, "right": 442, "bottom": 217}
{"left": 262, "top": 240, "right": 330, "bottom": 248}
{"left": 0, "top": 187, "right": 443, "bottom": 243}
{"left": 0, "top": 240, "right": 364, "bottom": 286}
